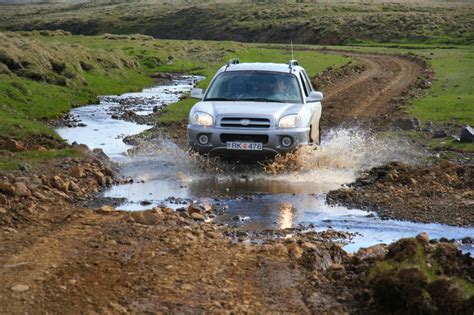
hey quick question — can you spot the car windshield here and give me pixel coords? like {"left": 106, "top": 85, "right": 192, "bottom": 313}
{"left": 204, "top": 71, "right": 302, "bottom": 104}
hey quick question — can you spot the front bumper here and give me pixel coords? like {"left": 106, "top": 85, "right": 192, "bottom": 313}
{"left": 187, "top": 124, "right": 310, "bottom": 156}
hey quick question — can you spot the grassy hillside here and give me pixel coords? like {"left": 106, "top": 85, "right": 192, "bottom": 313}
{"left": 1, "top": 1, "right": 472, "bottom": 45}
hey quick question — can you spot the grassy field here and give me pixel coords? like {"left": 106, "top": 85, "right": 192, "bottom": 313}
{"left": 0, "top": 1, "right": 472, "bottom": 46}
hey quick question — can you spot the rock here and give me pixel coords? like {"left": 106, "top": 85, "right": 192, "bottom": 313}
{"left": 287, "top": 243, "right": 303, "bottom": 260}
{"left": 415, "top": 232, "right": 429, "bottom": 246}
{"left": 459, "top": 125, "right": 473, "bottom": 143}
{"left": 188, "top": 203, "right": 205, "bottom": 215}
{"left": 0, "top": 182, "right": 15, "bottom": 195}
{"left": 18, "top": 163, "right": 31, "bottom": 172}
{"left": 94, "top": 171, "right": 106, "bottom": 186}
{"left": 71, "top": 166, "right": 85, "bottom": 178}
{"left": 99, "top": 205, "right": 115, "bottom": 212}
{"left": 77, "top": 123, "right": 87, "bottom": 127}
{"left": 393, "top": 118, "right": 420, "bottom": 131}
{"left": 109, "top": 302, "right": 127, "bottom": 314}
{"left": 190, "top": 212, "right": 205, "bottom": 221}
{"left": 356, "top": 244, "right": 387, "bottom": 260}
{"left": 267, "top": 243, "right": 288, "bottom": 256}
{"left": 433, "top": 129, "right": 448, "bottom": 138}
{"left": 0, "top": 193, "right": 7, "bottom": 205}
{"left": 13, "top": 182, "right": 31, "bottom": 197}
{"left": 140, "top": 200, "right": 152, "bottom": 206}
{"left": 130, "top": 210, "right": 162, "bottom": 225}
{"left": 3, "top": 139, "right": 26, "bottom": 152}
{"left": 0, "top": 207, "right": 6, "bottom": 214}
{"left": 32, "top": 145, "right": 48, "bottom": 152}
{"left": 11, "top": 284, "right": 29, "bottom": 292}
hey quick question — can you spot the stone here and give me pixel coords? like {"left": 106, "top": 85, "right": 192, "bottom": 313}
{"left": 94, "top": 171, "right": 106, "bottom": 186}
{"left": 13, "top": 182, "right": 31, "bottom": 197}
{"left": 3, "top": 139, "right": 26, "bottom": 152}
{"left": 287, "top": 243, "right": 303, "bottom": 260}
{"left": 130, "top": 210, "right": 162, "bottom": 225}
{"left": 32, "top": 145, "right": 48, "bottom": 152}
{"left": 99, "top": 205, "right": 115, "bottom": 212}
{"left": 356, "top": 244, "right": 387, "bottom": 260}
{"left": 11, "top": 284, "right": 29, "bottom": 292}
{"left": 0, "top": 207, "right": 6, "bottom": 214}
{"left": 188, "top": 203, "right": 205, "bottom": 215}
{"left": 71, "top": 166, "right": 85, "bottom": 178}
{"left": 0, "top": 182, "right": 15, "bottom": 195}
{"left": 433, "top": 129, "right": 448, "bottom": 138}
{"left": 0, "top": 193, "right": 7, "bottom": 205}
{"left": 69, "top": 181, "right": 80, "bottom": 192}
{"left": 393, "top": 118, "right": 420, "bottom": 131}
{"left": 459, "top": 125, "right": 473, "bottom": 143}
{"left": 190, "top": 212, "right": 205, "bottom": 221}
{"left": 415, "top": 232, "right": 429, "bottom": 246}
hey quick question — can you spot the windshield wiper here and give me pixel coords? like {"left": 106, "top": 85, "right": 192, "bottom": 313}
{"left": 240, "top": 98, "right": 287, "bottom": 103}
{"left": 204, "top": 97, "right": 234, "bottom": 101}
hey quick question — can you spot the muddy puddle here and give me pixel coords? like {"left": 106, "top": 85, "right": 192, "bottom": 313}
{"left": 57, "top": 76, "right": 473, "bottom": 254}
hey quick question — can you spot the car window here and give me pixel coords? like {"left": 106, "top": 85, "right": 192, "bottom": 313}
{"left": 299, "top": 72, "right": 309, "bottom": 97}
{"left": 205, "top": 71, "right": 303, "bottom": 104}
{"left": 302, "top": 70, "right": 314, "bottom": 92}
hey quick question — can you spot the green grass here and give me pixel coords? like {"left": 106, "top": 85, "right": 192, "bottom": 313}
{"left": 0, "top": 148, "right": 83, "bottom": 170}
{"left": 410, "top": 49, "right": 474, "bottom": 125}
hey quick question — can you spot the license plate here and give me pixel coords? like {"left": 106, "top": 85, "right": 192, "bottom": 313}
{"left": 226, "top": 142, "right": 263, "bottom": 151}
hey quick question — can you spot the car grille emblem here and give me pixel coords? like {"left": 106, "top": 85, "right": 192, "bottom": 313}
{"left": 240, "top": 119, "right": 251, "bottom": 126}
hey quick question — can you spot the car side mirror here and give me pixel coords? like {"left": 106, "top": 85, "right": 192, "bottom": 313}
{"left": 306, "top": 91, "right": 323, "bottom": 103}
{"left": 191, "top": 88, "right": 204, "bottom": 99}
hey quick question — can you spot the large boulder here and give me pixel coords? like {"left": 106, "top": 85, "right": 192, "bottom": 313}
{"left": 459, "top": 125, "right": 473, "bottom": 143}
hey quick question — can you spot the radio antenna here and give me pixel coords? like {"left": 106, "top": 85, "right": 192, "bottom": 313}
{"left": 291, "top": 41, "right": 294, "bottom": 60}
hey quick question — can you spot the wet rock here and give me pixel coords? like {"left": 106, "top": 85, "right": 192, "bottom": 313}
{"left": 140, "top": 200, "right": 152, "bottom": 206}
{"left": 393, "top": 118, "right": 420, "bottom": 131}
{"left": 11, "top": 284, "right": 30, "bottom": 292}
{"left": 459, "top": 125, "right": 473, "bottom": 143}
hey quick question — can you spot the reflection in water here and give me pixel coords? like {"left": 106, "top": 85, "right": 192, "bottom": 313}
{"left": 278, "top": 202, "right": 294, "bottom": 229}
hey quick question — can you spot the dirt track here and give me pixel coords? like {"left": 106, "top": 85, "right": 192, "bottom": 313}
{"left": 3, "top": 51, "right": 472, "bottom": 314}
{"left": 317, "top": 52, "right": 424, "bottom": 129}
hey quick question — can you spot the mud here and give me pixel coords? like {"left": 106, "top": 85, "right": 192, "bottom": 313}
{"left": 327, "top": 161, "right": 474, "bottom": 227}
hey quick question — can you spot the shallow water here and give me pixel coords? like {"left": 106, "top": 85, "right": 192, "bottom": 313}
{"left": 57, "top": 76, "right": 473, "bottom": 254}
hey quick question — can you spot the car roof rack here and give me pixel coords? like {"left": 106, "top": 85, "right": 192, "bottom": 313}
{"left": 289, "top": 59, "right": 299, "bottom": 71}
{"left": 225, "top": 58, "right": 240, "bottom": 71}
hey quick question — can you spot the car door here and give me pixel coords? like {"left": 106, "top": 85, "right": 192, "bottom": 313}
{"left": 299, "top": 70, "right": 321, "bottom": 143}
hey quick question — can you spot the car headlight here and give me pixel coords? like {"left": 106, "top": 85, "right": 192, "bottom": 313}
{"left": 279, "top": 114, "right": 301, "bottom": 128}
{"left": 191, "top": 111, "right": 213, "bottom": 126}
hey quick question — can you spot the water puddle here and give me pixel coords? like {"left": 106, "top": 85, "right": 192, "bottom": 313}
{"left": 57, "top": 76, "right": 474, "bottom": 254}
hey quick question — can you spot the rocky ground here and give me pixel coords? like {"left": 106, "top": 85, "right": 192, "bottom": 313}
{"left": 1, "top": 147, "right": 472, "bottom": 313}
{"left": 327, "top": 161, "right": 474, "bottom": 227}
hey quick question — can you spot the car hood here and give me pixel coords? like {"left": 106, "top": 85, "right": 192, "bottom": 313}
{"left": 192, "top": 101, "right": 303, "bottom": 120}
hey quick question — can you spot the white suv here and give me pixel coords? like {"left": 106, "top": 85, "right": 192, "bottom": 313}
{"left": 187, "top": 59, "right": 323, "bottom": 157}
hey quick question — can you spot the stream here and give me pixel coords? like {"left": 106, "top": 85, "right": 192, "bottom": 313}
{"left": 57, "top": 76, "right": 473, "bottom": 254}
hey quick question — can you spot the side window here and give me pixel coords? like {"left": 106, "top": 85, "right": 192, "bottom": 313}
{"left": 302, "top": 70, "right": 314, "bottom": 91}
{"left": 299, "top": 72, "right": 309, "bottom": 97}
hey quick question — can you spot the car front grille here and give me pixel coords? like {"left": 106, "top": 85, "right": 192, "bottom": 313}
{"left": 220, "top": 134, "right": 269, "bottom": 144}
{"left": 220, "top": 117, "right": 271, "bottom": 128}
